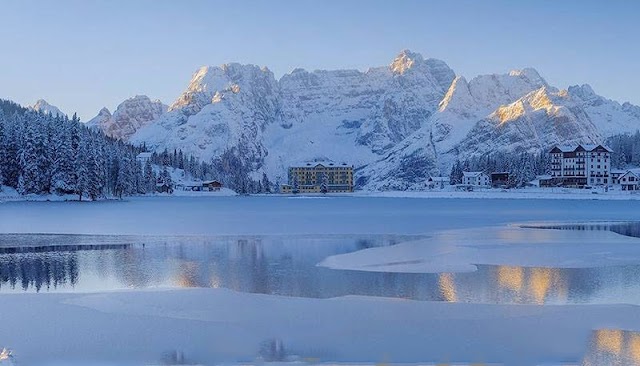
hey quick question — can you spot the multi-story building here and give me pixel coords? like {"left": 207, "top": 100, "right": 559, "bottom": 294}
{"left": 281, "top": 162, "right": 354, "bottom": 193}
{"left": 549, "top": 144, "right": 612, "bottom": 187}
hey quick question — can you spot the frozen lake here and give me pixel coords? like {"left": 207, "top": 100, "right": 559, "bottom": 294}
{"left": 2, "top": 222, "right": 640, "bottom": 306}
{"left": 4, "top": 196, "right": 640, "bottom": 365}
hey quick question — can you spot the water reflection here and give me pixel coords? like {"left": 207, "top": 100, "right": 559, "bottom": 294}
{"left": 521, "top": 221, "right": 640, "bottom": 239}
{"left": 0, "top": 252, "right": 79, "bottom": 291}
{"left": 1, "top": 234, "right": 640, "bottom": 305}
{"left": 583, "top": 329, "right": 640, "bottom": 365}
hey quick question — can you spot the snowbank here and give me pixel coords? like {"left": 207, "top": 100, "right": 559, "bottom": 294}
{"left": 319, "top": 225, "right": 640, "bottom": 273}
{"left": 1, "top": 288, "right": 639, "bottom": 366}
{"left": 355, "top": 187, "right": 640, "bottom": 201}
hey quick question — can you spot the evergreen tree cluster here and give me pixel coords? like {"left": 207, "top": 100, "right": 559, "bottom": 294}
{"left": 0, "top": 100, "right": 152, "bottom": 200}
{"left": 606, "top": 131, "right": 640, "bottom": 169}
{"left": 449, "top": 150, "right": 550, "bottom": 187}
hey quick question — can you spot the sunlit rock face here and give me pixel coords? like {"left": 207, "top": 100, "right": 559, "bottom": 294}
{"left": 87, "top": 95, "right": 168, "bottom": 140}
{"left": 93, "top": 50, "right": 640, "bottom": 190}
{"left": 29, "top": 99, "right": 66, "bottom": 117}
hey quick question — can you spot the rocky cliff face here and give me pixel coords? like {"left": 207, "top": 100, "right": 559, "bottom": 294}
{"left": 90, "top": 50, "right": 640, "bottom": 190}
{"left": 87, "top": 95, "right": 167, "bottom": 140}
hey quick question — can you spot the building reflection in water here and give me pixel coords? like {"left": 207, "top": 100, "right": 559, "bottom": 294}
{"left": 2, "top": 234, "right": 640, "bottom": 307}
{"left": 583, "top": 329, "right": 640, "bottom": 365}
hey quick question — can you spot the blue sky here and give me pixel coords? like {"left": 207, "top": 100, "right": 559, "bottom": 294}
{"left": 1, "top": 0, "right": 639, "bottom": 120}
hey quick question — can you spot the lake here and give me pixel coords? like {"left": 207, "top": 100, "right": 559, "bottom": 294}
{"left": 3, "top": 222, "right": 640, "bottom": 305}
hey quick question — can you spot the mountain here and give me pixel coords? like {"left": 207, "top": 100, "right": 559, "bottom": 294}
{"left": 29, "top": 99, "right": 66, "bottom": 117}
{"left": 86, "top": 95, "right": 167, "bottom": 140}
{"left": 96, "top": 50, "right": 640, "bottom": 190}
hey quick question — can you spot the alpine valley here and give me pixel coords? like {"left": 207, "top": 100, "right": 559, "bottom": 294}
{"left": 85, "top": 50, "right": 640, "bottom": 190}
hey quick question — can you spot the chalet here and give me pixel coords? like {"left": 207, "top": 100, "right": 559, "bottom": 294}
{"left": 462, "top": 171, "right": 490, "bottom": 187}
{"left": 549, "top": 144, "right": 612, "bottom": 188}
{"left": 619, "top": 171, "right": 640, "bottom": 191}
{"left": 202, "top": 180, "right": 223, "bottom": 191}
{"left": 611, "top": 169, "right": 627, "bottom": 185}
{"left": 490, "top": 172, "right": 510, "bottom": 188}
{"left": 536, "top": 175, "right": 556, "bottom": 188}
{"left": 427, "top": 176, "right": 449, "bottom": 189}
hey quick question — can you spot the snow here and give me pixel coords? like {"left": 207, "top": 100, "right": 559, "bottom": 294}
{"left": 84, "top": 50, "right": 640, "bottom": 191}
{"left": 29, "top": 99, "right": 66, "bottom": 117}
{"left": 319, "top": 225, "right": 640, "bottom": 273}
{"left": 3, "top": 197, "right": 640, "bottom": 365}
{"left": 0, "top": 287, "right": 638, "bottom": 365}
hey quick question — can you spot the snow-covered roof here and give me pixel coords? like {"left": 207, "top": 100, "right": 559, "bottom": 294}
{"left": 611, "top": 169, "right": 627, "bottom": 174}
{"left": 463, "top": 171, "right": 486, "bottom": 177}
{"left": 137, "top": 152, "right": 153, "bottom": 158}
{"left": 621, "top": 169, "right": 640, "bottom": 178}
{"left": 550, "top": 144, "right": 613, "bottom": 153}
{"left": 294, "top": 161, "right": 351, "bottom": 168}
{"left": 428, "top": 176, "right": 449, "bottom": 182}
{"left": 536, "top": 174, "right": 553, "bottom": 180}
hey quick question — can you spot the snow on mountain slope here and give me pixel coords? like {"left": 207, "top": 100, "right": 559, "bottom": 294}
{"left": 29, "top": 99, "right": 66, "bottom": 117}
{"left": 568, "top": 84, "right": 640, "bottom": 136}
{"left": 132, "top": 63, "right": 279, "bottom": 169}
{"left": 131, "top": 50, "right": 455, "bottom": 178}
{"left": 86, "top": 95, "right": 167, "bottom": 140}
{"left": 455, "top": 87, "right": 602, "bottom": 157}
{"left": 99, "top": 50, "right": 640, "bottom": 190}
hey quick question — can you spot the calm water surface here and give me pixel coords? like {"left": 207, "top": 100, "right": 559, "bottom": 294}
{"left": 2, "top": 223, "right": 640, "bottom": 306}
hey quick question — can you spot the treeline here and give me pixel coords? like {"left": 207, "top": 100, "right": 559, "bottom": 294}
{"left": 449, "top": 150, "right": 550, "bottom": 187}
{"left": 0, "top": 98, "right": 277, "bottom": 199}
{"left": 0, "top": 99, "right": 157, "bottom": 200}
{"left": 607, "top": 131, "right": 640, "bottom": 169}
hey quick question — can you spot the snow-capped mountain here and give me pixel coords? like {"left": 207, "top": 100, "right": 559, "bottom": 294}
{"left": 29, "top": 99, "right": 66, "bottom": 117}
{"left": 86, "top": 95, "right": 167, "bottom": 140}
{"left": 96, "top": 50, "right": 640, "bottom": 190}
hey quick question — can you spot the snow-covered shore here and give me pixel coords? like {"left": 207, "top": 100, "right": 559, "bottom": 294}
{"left": 1, "top": 287, "right": 639, "bottom": 366}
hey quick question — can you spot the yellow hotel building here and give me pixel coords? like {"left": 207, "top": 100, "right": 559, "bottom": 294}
{"left": 281, "top": 162, "right": 354, "bottom": 193}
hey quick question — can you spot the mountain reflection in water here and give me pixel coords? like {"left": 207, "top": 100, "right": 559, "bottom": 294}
{"left": 0, "top": 233, "right": 639, "bottom": 306}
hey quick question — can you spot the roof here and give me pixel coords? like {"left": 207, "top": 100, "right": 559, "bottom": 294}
{"left": 536, "top": 174, "right": 553, "bottom": 180}
{"left": 202, "top": 180, "right": 222, "bottom": 185}
{"left": 611, "top": 169, "right": 627, "bottom": 174}
{"left": 620, "top": 170, "right": 640, "bottom": 178}
{"left": 463, "top": 171, "right": 486, "bottom": 177}
{"left": 292, "top": 161, "right": 351, "bottom": 168}
{"left": 550, "top": 144, "right": 613, "bottom": 153}
{"left": 137, "top": 152, "right": 153, "bottom": 158}
{"left": 428, "top": 176, "right": 449, "bottom": 182}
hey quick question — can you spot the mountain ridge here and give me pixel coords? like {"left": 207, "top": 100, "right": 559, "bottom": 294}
{"left": 87, "top": 50, "right": 640, "bottom": 190}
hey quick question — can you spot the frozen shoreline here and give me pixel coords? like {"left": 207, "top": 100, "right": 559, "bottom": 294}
{"left": 319, "top": 225, "right": 640, "bottom": 273}
{"left": 1, "top": 287, "right": 639, "bottom": 366}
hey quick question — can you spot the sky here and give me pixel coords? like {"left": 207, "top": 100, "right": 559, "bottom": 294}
{"left": 1, "top": 0, "right": 639, "bottom": 121}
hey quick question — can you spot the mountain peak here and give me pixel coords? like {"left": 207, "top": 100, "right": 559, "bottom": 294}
{"left": 30, "top": 99, "right": 66, "bottom": 117}
{"left": 390, "top": 49, "right": 425, "bottom": 75}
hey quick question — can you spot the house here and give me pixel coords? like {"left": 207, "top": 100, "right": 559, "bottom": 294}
{"left": 427, "top": 176, "right": 449, "bottom": 189}
{"left": 136, "top": 152, "right": 153, "bottom": 164}
{"left": 536, "top": 175, "right": 556, "bottom": 188}
{"left": 462, "top": 171, "right": 490, "bottom": 187}
{"left": 490, "top": 172, "right": 510, "bottom": 188}
{"left": 281, "top": 162, "right": 354, "bottom": 193}
{"left": 549, "top": 144, "right": 612, "bottom": 188}
{"left": 611, "top": 169, "right": 627, "bottom": 184}
{"left": 619, "top": 171, "right": 640, "bottom": 191}
{"left": 202, "top": 180, "right": 223, "bottom": 191}
{"left": 156, "top": 182, "right": 173, "bottom": 193}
